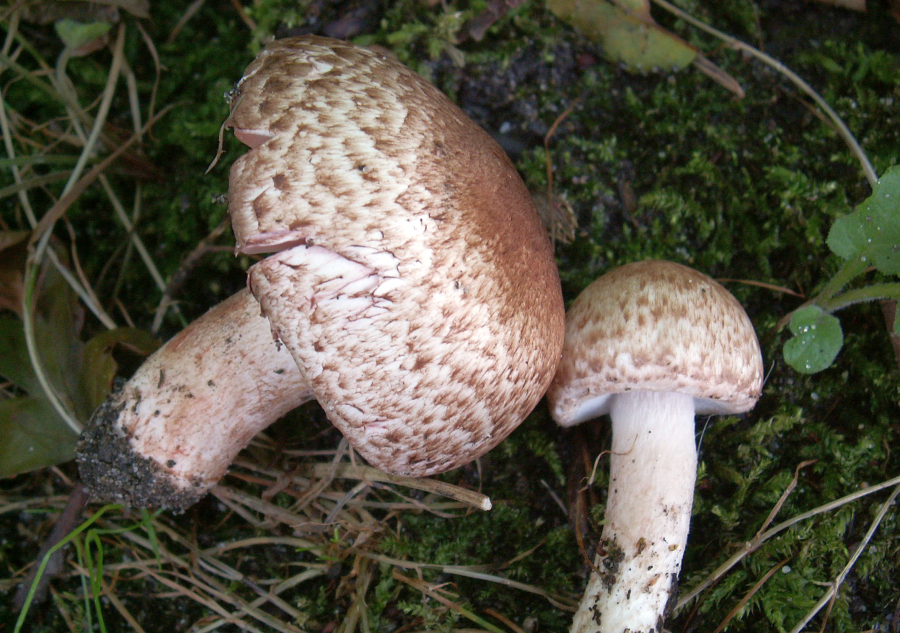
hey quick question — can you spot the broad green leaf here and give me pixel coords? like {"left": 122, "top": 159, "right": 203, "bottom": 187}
{"left": 0, "top": 397, "right": 77, "bottom": 477}
{"left": 548, "top": 0, "right": 697, "bottom": 72}
{"left": 32, "top": 252, "right": 90, "bottom": 421}
{"left": 0, "top": 312, "right": 83, "bottom": 477}
{"left": 783, "top": 305, "right": 844, "bottom": 374}
{"left": 826, "top": 165, "right": 900, "bottom": 274}
{"left": 0, "top": 317, "right": 40, "bottom": 393}
{"left": 0, "top": 240, "right": 101, "bottom": 477}
{"left": 0, "top": 241, "right": 161, "bottom": 477}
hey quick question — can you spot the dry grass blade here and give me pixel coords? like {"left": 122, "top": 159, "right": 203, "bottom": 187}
{"left": 710, "top": 557, "right": 791, "bottom": 633}
{"left": 676, "top": 472, "right": 900, "bottom": 613}
{"left": 359, "top": 552, "right": 577, "bottom": 611}
{"left": 541, "top": 97, "right": 581, "bottom": 247}
{"left": 754, "top": 460, "right": 817, "bottom": 539}
{"left": 716, "top": 278, "right": 807, "bottom": 298}
{"left": 788, "top": 482, "right": 900, "bottom": 633}
{"left": 393, "top": 569, "right": 507, "bottom": 633}
{"left": 307, "top": 463, "right": 492, "bottom": 511}
{"left": 211, "top": 484, "right": 331, "bottom": 532}
{"left": 115, "top": 524, "right": 307, "bottom": 633}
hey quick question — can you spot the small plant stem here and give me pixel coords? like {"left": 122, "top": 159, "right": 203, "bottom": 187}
{"left": 651, "top": 0, "right": 878, "bottom": 188}
{"left": 813, "top": 256, "right": 871, "bottom": 306}
{"left": 818, "top": 282, "right": 900, "bottom": 312}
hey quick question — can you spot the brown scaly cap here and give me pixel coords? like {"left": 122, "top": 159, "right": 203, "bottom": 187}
{"left": 225, "top": 36, "right": 565, "bottom": 476}
{"left": 548, "top": 260, "right": 764, "bottom": 426}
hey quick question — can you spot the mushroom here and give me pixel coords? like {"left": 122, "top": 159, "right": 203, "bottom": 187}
{"left": 77, "top": 36, "right": 565, "bottom": 510}
{"left": 547, "top": 260, "right": 763, "bottom": 633}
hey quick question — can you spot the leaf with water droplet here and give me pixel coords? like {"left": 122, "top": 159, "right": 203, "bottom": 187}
{"left": 827, "top": 165, "right": 900, "bottom": 274}
{"left": 783, "top": 305, "right": 843, "bottom": 374}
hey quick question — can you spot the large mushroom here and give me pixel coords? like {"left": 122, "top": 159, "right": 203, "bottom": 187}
{"left": 77, "top": 36, "right": 565, "bottom": 511}
{"left": 547, "top": 260, "right": 764, "bottom": 633}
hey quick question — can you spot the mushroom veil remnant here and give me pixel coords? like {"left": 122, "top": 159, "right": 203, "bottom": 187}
{"left": 547, "top": 260, "right": 764, "bottom": 633}
{"left": 77, "top": 36, "right": 565, "bottom": 511}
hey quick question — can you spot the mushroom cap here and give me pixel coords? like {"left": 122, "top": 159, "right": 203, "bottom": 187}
{"left": 548, "top": 260, "right": 763, "bottom": 427}
{"left": 225, "top": 36, "right": 565, "bottom": 476}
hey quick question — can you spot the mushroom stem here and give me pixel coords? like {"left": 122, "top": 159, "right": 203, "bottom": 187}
{"left": 572, "top": 391, "right": 697, "bottom": 633}
{"left": 77, "top": 288, "right": 313, "bottom": 511}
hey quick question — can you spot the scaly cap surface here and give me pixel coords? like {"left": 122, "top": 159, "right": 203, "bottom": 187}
{"left": 226, "top": 36, "right": 565, "bottom": 476}
{"left": 549, "top": 260, "right": 763, "bottom": 426}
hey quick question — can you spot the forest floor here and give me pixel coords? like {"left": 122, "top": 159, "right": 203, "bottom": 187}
{"left": 1, "top": 1, "right": 899, "bottom": 632}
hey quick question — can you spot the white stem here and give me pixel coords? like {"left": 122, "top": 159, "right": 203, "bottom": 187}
{"left": 571, "top": 391, "right": 698, "bottom": 633}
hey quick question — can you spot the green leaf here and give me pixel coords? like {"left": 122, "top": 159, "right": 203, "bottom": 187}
{"left": 54, "top": 19, "right": 112, "bottom": 52}
{"left": 0, "top": 266, "right": 159, "bottom": 477}
{"left": 0, "top": 239, "right": 111, "bottom": 477}
{"left": 783, "top": 305, "right": 844, "bottom": 374}
{"left": 0, "top": 397, "right": 77, "bottom": 478}
{"left": 81, "top": 328, "right": 160, "bottom": 411}
{"left": 0, "top": 316, "right": 81, "bottom": 477}
{"left": 0, "top": 317, "right": 40, "bottom": 393}
{"left": 826, "top": 165, "right": 900, "bottom": 274}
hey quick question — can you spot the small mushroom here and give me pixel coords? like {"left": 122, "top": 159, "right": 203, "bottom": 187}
{"left": 77, "top": 36, "right": 564, "bottom": 511}
{"left": 547, "top": 260, "right": 763, "bottom": 633}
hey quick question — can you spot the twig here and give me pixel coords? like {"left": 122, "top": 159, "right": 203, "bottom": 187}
{"left": 754, "top": 460, "right": 817, "bottom": 540}
{"left": 307, "top": 462, "right": 492, "bottom": 511}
